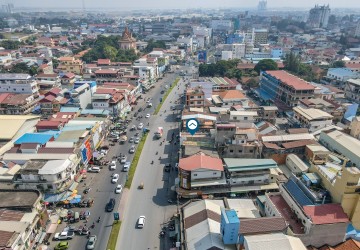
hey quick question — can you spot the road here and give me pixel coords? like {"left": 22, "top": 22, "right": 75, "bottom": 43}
{"left": 117, "top": 66, "right": 190, "bottom": 250}
{"left": 51, "top": 71, "right": 180, "bottom": 250}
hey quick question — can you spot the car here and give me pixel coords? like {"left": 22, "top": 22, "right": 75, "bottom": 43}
{"left": 88, "top": 166, "right": 100, "bottom": 173}
{"left": 137, "top": 215, "right": 146, "bottom": 228}
{"left": 145, "top": 114, "right": 150, "bottom": 118}
{"left": 129, "top": 145, "right": 135, "bottom": 154}
{"left": 54, "top": 231, "right": 75, "bottom": 240}
{"left": 110, "top": 161, "right": 116, "bottom": 170}
{"left": 111, "top": 174, "right": 119, "bottom": 183}
{"left": 123, "top": 161, "right": 130, "bottom": 172}
{"left": 134, "top": 137, "right": 140, "bottom": 144}
{"left": 76, "top": 226, "right": 89, "bottom": 235}
{"left": 106, "top": 198, "right": 115, "bottom": 212}
{"left": 171, "top": 106, "right": 176, "bottom": 110}
{"left": 120, "top": 155, "right": 127, "bottom": 163}
{"left": 138, "top": 108, "right": 143, "bottom": 112}
{"left": 115, "top": 184, "right": 123, "bottom": 194}
{"left": 86, "top": 235, "right": 97, "bottom": 250}
{"left": 83, "top": 187, "right": 91, "bottom": 194}
{"left": 55, "top": 241, "right": 69, "bottom": 250}
{"left": 146, "top": 99, "right": 150, "bottom": 103}
{"left": 160, "top": 90, "right": 164, "bottom": 94}
{"left": 79, "top": 198, "right": 94, "bottom": 208}
{"left": 138, "top": 123, "right": 144, "bottom": 129}
{"left": 129, "top": 137, "right": 134, "bottom": 143}
{"left": 147, "top": 103, "right": 153, "bottom": 108}
{"left": 133, "top": 112, "right": 138, "bottom": 117}
{"left": 164, "top": 163, "right": 171, "bottom": 172}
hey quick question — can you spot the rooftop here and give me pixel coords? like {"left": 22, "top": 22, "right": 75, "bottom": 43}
{"left": 179, "top": 152, "right": 223, "bottom": 171}
{"left": 0, "top": 190, "right": 40, "bottom": 209}
{"left": 38, "top": 159, "right": 71, "bottom": 175}
{"left": 293, "top": 107, "right": 333, "bottom": 121}
{"left": 224, "top": 158, "right": 278, "bottom": 172}
{"left": 239, "top": 217, "right": 287, "bottom": 235}
{"left": 244, "top": 233, "right": 307, "bottom": 250}
{"left": 0, "top": 115, "right": 40, "bottom": 140}
{"left": 265, "top": 70, "right": 315, "bottom": 91}
{"left": 303, "top": 204, "right": 349, "bottom": 225}
{"left": 14, "top": 133, "right": 54, "bottom": 146}
{"left": 0, "top": 74, "right": 32, "bottom": 80}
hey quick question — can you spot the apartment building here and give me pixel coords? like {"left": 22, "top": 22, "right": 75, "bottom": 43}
{"left": 344, "top": 78, "right": 360, "bottom": 103}
{"left": 0, "top": 73, "right": 39, "bottom": 96}
{"left": 293, "top": 107, "right": 333, "bottom": 132}
{"left": 0, "top": 93, "right": 39, "bottom": 115}
{"left": 259, "top": 70, "right": 315, "bottom": 109}
{"left": 58, "top": 56, "right": 84, "bottom": 75}
{"left": 185, "top": 86, "right": 205, "bottom": 107}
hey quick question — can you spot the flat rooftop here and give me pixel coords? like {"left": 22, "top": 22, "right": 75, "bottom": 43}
{"left": 265, "top": 70, "right": 315, "bottom": 91}
{"left": 0, "top": 190, "right": 40, "bottom": 209}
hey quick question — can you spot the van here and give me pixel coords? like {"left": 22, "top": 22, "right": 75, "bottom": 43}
{"left": 74, "top": 212, "right": 80, "bottom": 222}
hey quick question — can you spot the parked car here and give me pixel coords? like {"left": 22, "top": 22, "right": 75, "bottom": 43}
{"left": 145, "top": 114, "right": 150, "bottom": 118}
{"left": 87, "top": 167, "right": 100, "bottom": 173}
{"left": 86, "top": 235, "right": 97, "bottom": 250}
{"left": 115, "top": 184, "right": 123, "bottom": 194}
{"left": 110, "top": 161, "right": 116, "bottom": 170}
{"left": 164, "top": 163, "right": 171, "bottom": 172}
{"left": 76, "top": 226, "right": 89, "bottom": 235}
{"left": 111, "top": 174, "right": 119, "bottom": 183}
{"left": 55, "top": 241, "right": 69, "bottom": 250}
{"left": 123, "top": 162, "right": 130, "bottom": 172}
{"left": 134, "top": 137, "right": 140, "bottom": 144}
{"left": 106, "top": 198, "right": 115, "bottom": 212}
{"left": 138, "top": 123, "right": 144, "bottom": 129}
{"left": 79, "top": 198, "right": 94, "bottom": 208}
{"left": 54, "top": 231, "right": 75, "bottom": 240}
{"left": 129, "top": 137, "right": 134, "bottom": 143}
{"left": 137, "top": 215, "right": 146, "bottom": 228}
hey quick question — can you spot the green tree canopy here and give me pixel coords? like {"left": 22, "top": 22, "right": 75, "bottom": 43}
{"left": 4, "top": 62, "right": 38, "bottom": 76}
{"left": 331, "top": 60, "right": 346, "bottom": 68}
{"left": 254, "top": 59, "right": 278, "bottom": 74}
{"left": 199, "top": 59, "right": 241, "bottom": 80}
{"left": 0, "top": 40, "right": 22, "bottom": 50}
{"left": 144, "top": 39, "right": 166, "bottom": 53}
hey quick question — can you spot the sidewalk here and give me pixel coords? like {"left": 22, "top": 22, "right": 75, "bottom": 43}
{"left": 117, "top": 188, "right": 130, "bottom": 220}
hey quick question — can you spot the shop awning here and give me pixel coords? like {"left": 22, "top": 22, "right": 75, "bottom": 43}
{"left": 46, "top": 223, "right": 58, "bottom": 234}
{"left": 44, "top": 191, "right": 72, "bottom": 203}
{"left": 70, "top": 198, "right": 81, "bottom": 204}
{"left": 68, "top": 182, "right": 78, "bottom": 191}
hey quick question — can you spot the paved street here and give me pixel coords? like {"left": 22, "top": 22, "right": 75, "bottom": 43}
{"left": 117, "top": 67, "right": 189, "bottom": 250}
{"left": 50, "top": 71, "right": 180, "bottom": 250}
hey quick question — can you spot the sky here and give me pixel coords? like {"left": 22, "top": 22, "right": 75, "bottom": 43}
{"left": 8, "top": 0, "right": 360, "bottom": 10}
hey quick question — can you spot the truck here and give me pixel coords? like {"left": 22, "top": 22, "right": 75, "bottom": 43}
{"left": 154, "top": 127, "right": 163, "bottom": 139}
{"left": 120, "top": 135, "right": 127, "bottom": 144}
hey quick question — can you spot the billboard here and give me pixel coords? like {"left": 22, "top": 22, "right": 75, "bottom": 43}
{"left": 198, "top": 51, "right": 207, "bottom": 63}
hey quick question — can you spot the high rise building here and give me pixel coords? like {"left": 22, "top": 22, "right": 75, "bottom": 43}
{"left": 258, "top": 0, "right": 267, "bottom": 11}
{"left": 308, "top": 4, "right": 331, "bottom": 28}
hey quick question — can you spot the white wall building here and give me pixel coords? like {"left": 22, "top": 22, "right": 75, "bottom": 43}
{"left": 0, "top": 74, "right": 39, "bottom": 96}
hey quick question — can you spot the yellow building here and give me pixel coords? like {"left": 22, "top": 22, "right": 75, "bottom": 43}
{"left": 309, "top": 152, "right": 360, "bottom": 230}
{"left": 58, "top": 57, "right": 84, "bottom": 75}
{"left": 119, "top": 27, "right": 137, "bottom": 51}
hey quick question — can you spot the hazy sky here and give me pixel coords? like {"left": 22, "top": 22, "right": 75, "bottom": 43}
{"left": 9, "top": 0, "right": 360, "bottom": 10}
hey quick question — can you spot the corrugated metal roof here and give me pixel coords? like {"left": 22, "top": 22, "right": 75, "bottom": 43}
{"left": 262, "top": 133, "right": 314, "bottom": 142}
{"left": 14, "top": 133, "right": 53, "bottom": 145}
{"left": 224, "top": 158, "right": 278, "bottom": 171}
{"left": 239, "top": 217, "right": 287, "bottom": 234}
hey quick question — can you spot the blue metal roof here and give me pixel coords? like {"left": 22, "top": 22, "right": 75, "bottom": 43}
{"left": 328, "top": 68, "right": 358, "bottom": 77}
{"left": 284, "top": 179, "right": 314, "bottom": 207}
{"left": 60, "top": 107, "right": 81, "bottom": 113}
{"left": 38, "top": 130, "right": 61, "bottom": 139}
{"left": 74, "top": 80, "right": 97, "bottom": 88}
{"left": 15, "top": 133, "right": 54, "bottom": 145}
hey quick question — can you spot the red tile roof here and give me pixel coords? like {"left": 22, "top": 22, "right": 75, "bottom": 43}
{"left": 303, "top": 204, "right": 349, "bottom": 225}
{"left": 0, "top": 230, "right": 16, "bottom": 247}
{"left": 179, "top": 152, "right": 223, "bottom": 171}
{"left": 36, "top": 120, "right": 62, "bottom": 129}
{"left": 97, "top": 59, "right": 111, "bottom": 65}
{"left": 217, "top": 90, "right": 246, "bottom": 100}
{"left": 95, "top": 69, "right": 117, "bottom": 74}
{"left": 38, "top": 147, "right": 75, "bottom": 154}
{"left": 266, "top": 70, "right": 315, "bottom": 91}
{"left": 239, "top": 217, "right": 287, "bottom": 234}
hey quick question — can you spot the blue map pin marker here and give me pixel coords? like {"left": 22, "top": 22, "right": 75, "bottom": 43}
{"left": 186, "top": 119, "right": 199, "bottom": 135}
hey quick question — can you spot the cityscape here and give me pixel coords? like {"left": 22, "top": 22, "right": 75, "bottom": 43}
{"left": 1, "top": 1, "right": 360, "bottom": 250}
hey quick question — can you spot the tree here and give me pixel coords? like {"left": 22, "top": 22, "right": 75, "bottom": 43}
{"left": 331, "top": 60, "right": 345, "bottom": 68}
{"left": 254, "top": 59, "right": 278, "bottom": 74}
{"left": 52, "top": 59, "right": 59, "bottom": 69}
{"left": 103, "top": 45, "right": 118, "bottom": 62}
{"left": 0, "top": 40, "right": 21, "bottom": 50}
{"left": 245, "top": 78, "right": 259, "bottom": 88}
{"left": 144, "top": 39, "right": 166, "bottom": 53}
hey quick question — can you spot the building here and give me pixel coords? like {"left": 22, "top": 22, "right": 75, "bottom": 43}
{"left": 293, "top": 107, "right": 333, "bottom": 132}
{"left": 325, "top": 68, "right": 359, "bottom": 84}
{"left": 344, "top": 79, "right": 360, "bottom": 103}
{"left": 349, "top": 116, "right": 360, "bottom": 139}
{"left": 119, "top": 27, "right": 137, "bottom": 51}
{"left": 57, "top": 57, "right": 84, "bottom": 75}
{"left": 36, "top": 37, "right": 55, "bottom": 47}
{"left": 0, "top": 74, "right": 39, "bottom": 96}
{"left": 257, "top": 0, "right": 267, "bottom": 11}
{"left": 0, "top": 93, "right": 39, "bottom": 115}
{"left": 14, "top": 159, "right": 79, "bottom": 193}
{"left": 63, "top": 84, "right": 92, "bottom": 109}
{"left": 178, "top": 152, "right": 225, "bottom": 190}
{"left": 244, "top": 233, "right": 306, "bottom": 250}
{"left": 185, "top": 87, "right": 205, "bottom": 108}
{"left": 211, "top": 20, "right": 233, "bottom": 33}
{"left": 254, "top": 29, "right": 268, "bottom": 45}
{"left": 319, "top": 130, "right": 360, "bottom": 169}
{"left": 308, "top": 4, "right": 331, "bottom": 28}
{"left": 259, "top": 70, "right": 315, "bottom": 109}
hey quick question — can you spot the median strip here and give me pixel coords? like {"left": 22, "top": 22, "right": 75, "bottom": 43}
{"left": 154, "top": 77, "right": 180, "bottom": 115}
{"left": 125, "top": 133, "right": 148, "bottom": 188}
{"left": 106, "top": 221, "right": 121, "bottom": 250}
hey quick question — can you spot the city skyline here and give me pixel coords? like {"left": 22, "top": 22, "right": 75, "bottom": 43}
{"left": 6, "top": 0, "right": 360, "bottom": 10}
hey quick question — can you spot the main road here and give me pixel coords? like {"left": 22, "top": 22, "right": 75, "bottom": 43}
{"left": 116, "top": 66, "right": 191, "bottom": 250}
{"left": 63, "top": 70, "right": 181, "bottom": 250}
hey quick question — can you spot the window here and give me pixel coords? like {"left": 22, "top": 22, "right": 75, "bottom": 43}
{"left": 194, "top": 174, "right": 197, "bottom": 176}
{"left": 233, "top": 117, "right": 237, "bottom": 120}
{"left": 190, "top": 102, "right": 194, "bottom": 104}
{"left": 213, "top": 172, "right": 217, "bottom": 175}
{"left": 190, "top": 96, "right": 194, "bottom": 99}
{"left": 229, "top": 150, "right": 234, "bottom": 153}
{"left": 238, "top": 150, "right": 242, "bottom": 153}
{"left": 197, "top": 101, "right": 202, "bottom": 104}
{"left": 244, "top": 117, "right": 248, "bottom": 120}
{"left": 250, "top": 150, "right": 253, "bottom": 153}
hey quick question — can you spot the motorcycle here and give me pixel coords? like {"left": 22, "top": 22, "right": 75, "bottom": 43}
{"left": 156, "top": 151, "right": 158, "bottom": 155}
{"left": 151, "top": 160, "right": 154, "bottom": 164}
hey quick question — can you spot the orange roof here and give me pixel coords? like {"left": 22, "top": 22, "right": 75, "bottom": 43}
{"left": 179, "top": 152, "right": 223, "bottom": 171}
{"left": 303, "top": 204, "right": 349, "bottom": 225}
{"left": 266, "top": 70, "right": 315, "bottom": 91}
{"left": 97, "top": 59, "right": 111, "bottom": 65}
{"left": 217, "top": 90, "right": 246, "bottom": 100}
{"left": 319, "top": 239, "right": 360, "bottom": 250}
{"left": 59, "top": 57, "right": 74, "bottom": 61}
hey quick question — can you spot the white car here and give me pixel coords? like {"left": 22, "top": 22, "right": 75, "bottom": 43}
{"left": 123, "top": 162, "right": 130, "bottom": 172}
{"left": 111, "top": 174, "right": 119, "bottom": 183}
{"left": 115, "top": 184, "right": 123, "bottom": 194}
{"left": 129, "top": 145, "right": 135, "bottom": 154}
{"left": 134, "top": 137, "right": 140, "bottom": 144}
{"left": 137, "top": 215, "right": 146, "bottom": 228}
{"left": 138, "top": 123, "right": 144, "bottom": 129}
{"left": 110, "top": 161, "right": 116, "bottom": 170}
{"left": 145, "top": 114, "right": 150, "bottom": 118}
{"left": 54, "top": 231, "right": 74, "bottom": 240}
{"left": 120, "top": 155, "right": 127, "bottom": 164}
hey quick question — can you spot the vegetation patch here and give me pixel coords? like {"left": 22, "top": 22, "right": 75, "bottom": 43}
{"left": 125, "top": 134, "right": 148, "bottom": 188}
{"left": 106, "top": 221, "right": 121, "bottom": 250}
{"left": 154, "top": 77, "right": 180, "bottom": 115}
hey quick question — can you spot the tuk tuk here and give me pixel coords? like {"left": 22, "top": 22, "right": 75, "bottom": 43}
{"left": 138, "top": 182, "right": 144, "bottom": 189}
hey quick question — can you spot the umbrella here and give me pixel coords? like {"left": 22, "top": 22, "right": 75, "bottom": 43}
{"left": 70, "top": 198, "right": 81, "bottom": 204}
